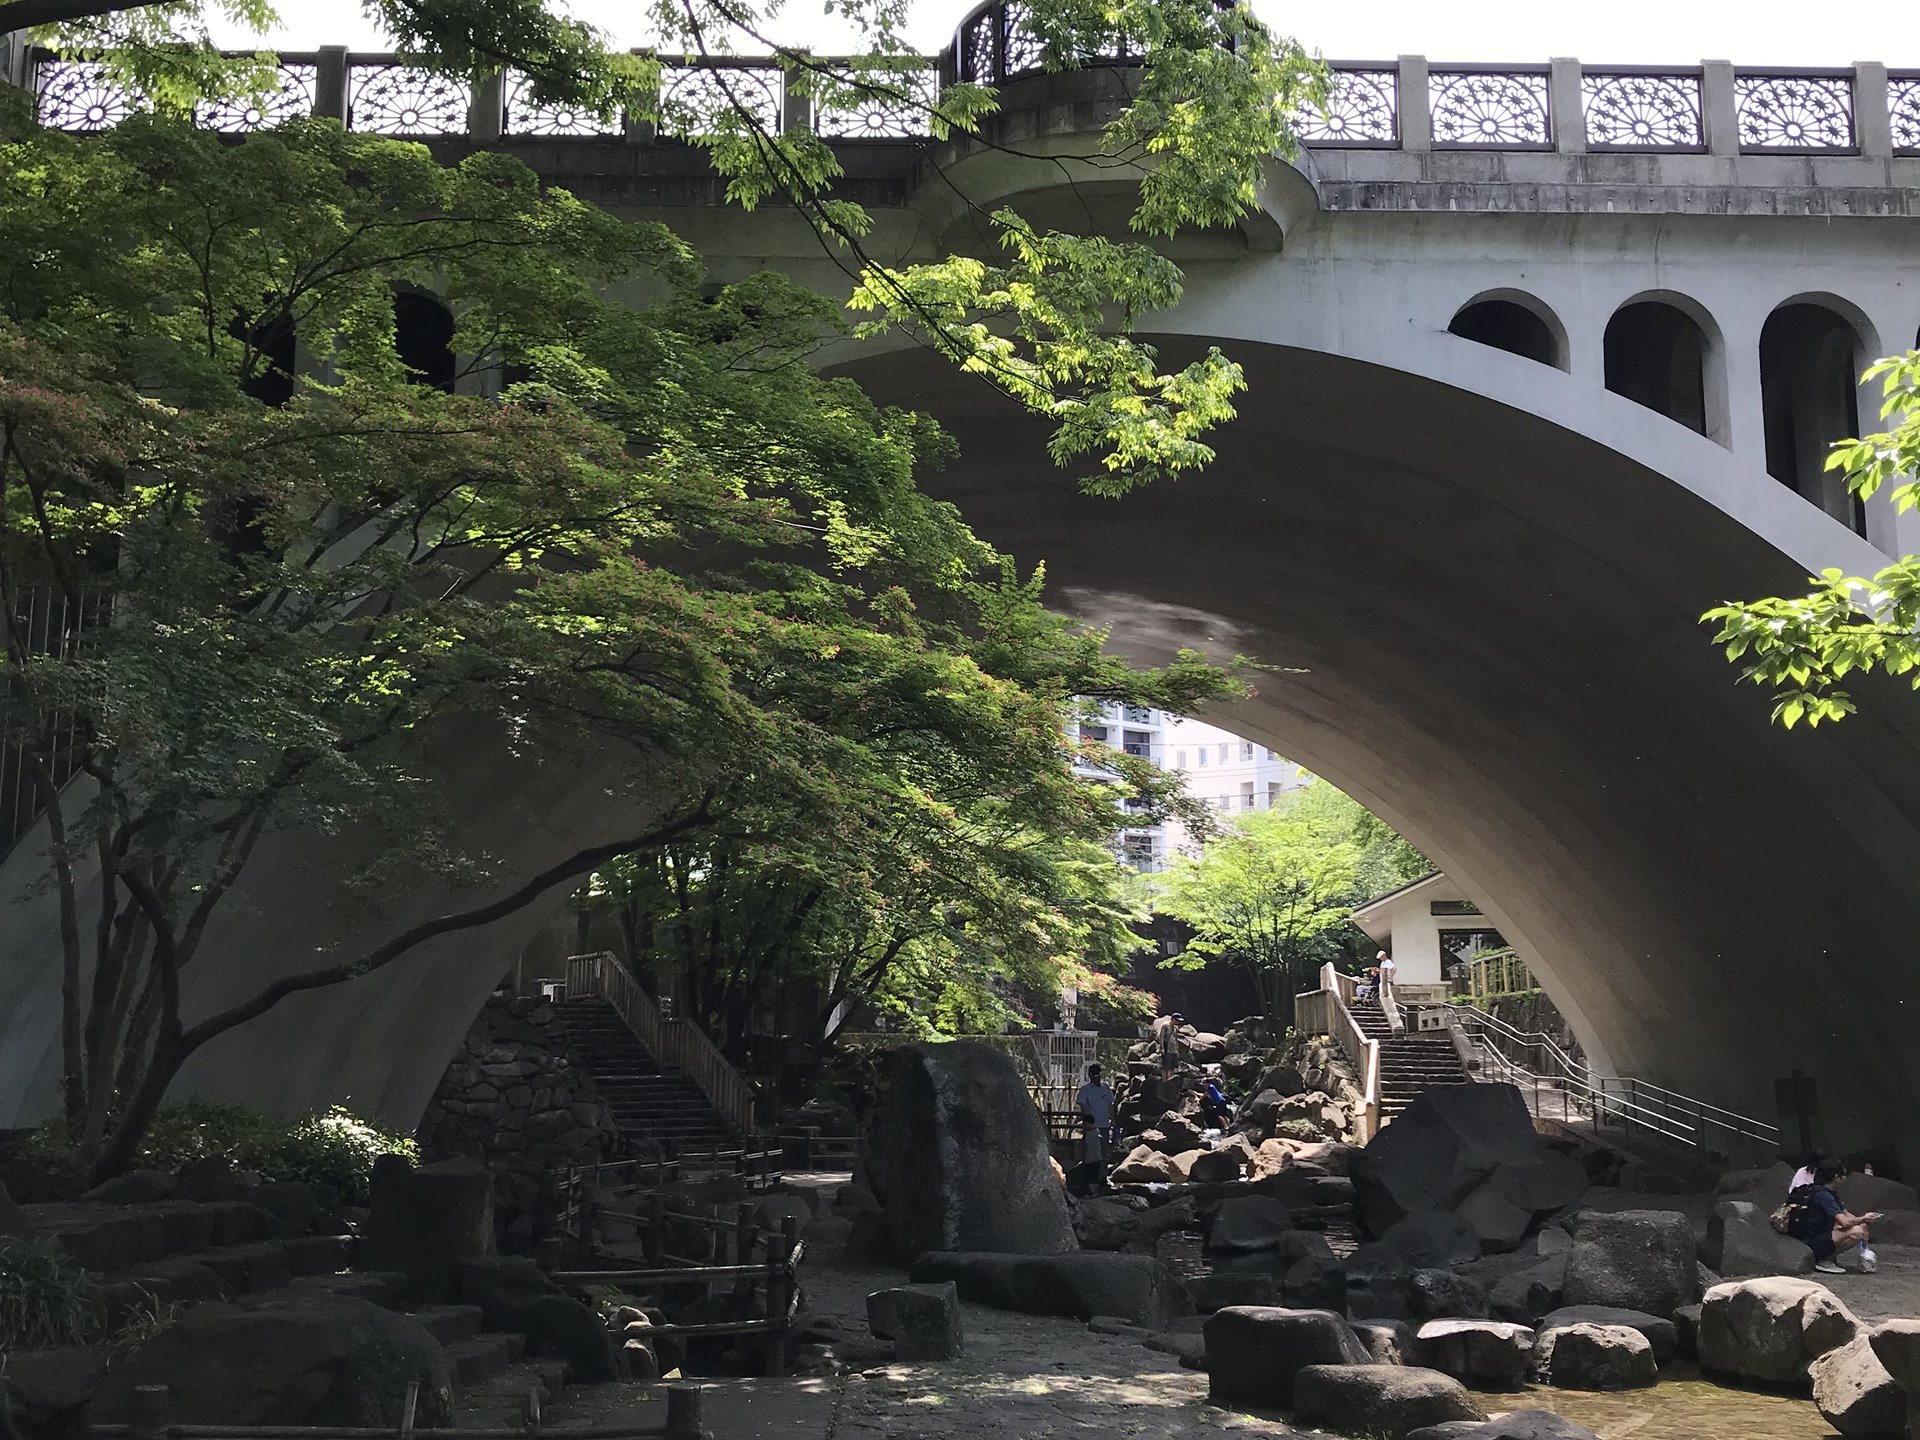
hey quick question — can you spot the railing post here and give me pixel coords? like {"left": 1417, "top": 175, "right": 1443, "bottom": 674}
{"left": 315, "top": 45, "right": 350, "bottom": 125}
{"left": 1702, "top": 59, "right": 1740, "bottom": 157}
{"left": 130, "top": 1386, "right": 170, "bottom": 1440}
{"left": 1397, "top": 56, "right": 1432, "bottom": 153}
{"left": 665, "top": 1385, "right": 708, "bottom": 1440}
{"left": 626, "top": 47, "right": 658, "bottom": 146}
{"left": 1549, "top": 58, "right": 1586, "bottom": 153}
{"left": 468, "top": 69, "right": 506, "bottom": 141}
{"left": 1854, "top": 62, "right": 1893, "bottom": 159}
{"left": 782, "top": 51, "right": 812, "bottom": 133}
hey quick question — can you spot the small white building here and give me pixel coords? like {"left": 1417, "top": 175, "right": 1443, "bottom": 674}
{"left": 1347, "top": 871, "right": 1509, "bottom": 989}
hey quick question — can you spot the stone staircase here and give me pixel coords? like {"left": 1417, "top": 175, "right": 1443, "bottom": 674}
{"left": 554, "top": 998, "right": 737, "bottom": 1154}
{"left": 1353, "top": 999, "right": 1472, "bottom": 1121}
{"left": 23, "top": 1199, "right": 574, "bottom": 1413}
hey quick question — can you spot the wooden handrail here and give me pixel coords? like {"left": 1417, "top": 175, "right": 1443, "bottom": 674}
{"left": 566, "top": 953, "right": 757, "bottom": 1138}
{"left": 1299, "top": 965, "right": 1381, "bottom": 1143}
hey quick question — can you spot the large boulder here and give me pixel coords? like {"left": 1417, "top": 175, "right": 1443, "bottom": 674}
{"left": 1835, "top": 1173, "right": 1920, "bottom": 1216}
{"left": 1187, "top": 1150, "right": 1244, "bottom": 1185}
{"left": 105, "top": 1295, "right": 453, "bottom": 1427}
{"left": 1074, "top": 1195, "right": 1195, "bottom": 1254}
{"left": 1283, "top": 1252, "right": 1349, "bottom": 1311}
{"left": 1347, "top": 1243, "right": 1416, "bottom": 1322}
{"left": 522, "top": 1295, "right": 621, "bottom": 1382}
{"left": 1409, "top": 1269, "right": 1491, "bottom": 1322}
{"left": 864, "top": 1043, "right": 1076, "bottom": 1264}
{"left": 1536, "top": 1306, "right": 1676, "bottom": 1366}
{"left": 458, "top": 1256, "right": 562, "bottom": 1329}
{"left": 361, "top": 1157, "right": 495, "bottom": 1304}
{"left": 1382, "top": 1212, "right": 1483, "bottom": 1269}
{"left": 1868, "top": 1322, "right": 1920, "bottom": 1428}
{"left": 1204, "top": 1306, "right": 1369, "bottom": 1406}
{"left": 1110, "top": 1146, "right": 1188, "bottom": 1185}
{"left": 1698, "top": 1276, "right": 1859, "bottom": 1385}
{"left": 1206, "top": 1196, "right": 1293, "bottom": 1252}
{"left": 1811, "top": 1333, "right": 1906, "bottom": 1437}
{"left": 1529, "top": 1323, "right": 1656, "bottom": 1390}
{"left": 1488, "top": 1259, "right": 1566, "bottom": 1326}
{"left": 1292, "top": 1364, "right": 1488, "bottom": 1439}
{"left": 1349, "top": 1086, "right": 1583, "bottom": 1250}
{"left": 909, "top": 1251, "right": 1180, "bottom": 1329}
{"left": 3, "top": 1347, "right": 104, "bottom": 1439}
{"left": 1356, "top": 1319, "right": 1428, "bottom": 1366}
{"left": 1416, "top": 1320, "right": 1535, "bottom": 1390}
{"left": 1148, "top": 1112, "right": 1206, "bottom": 1153}
{"left": 1189, "top": 1270, "right": 1277, "bottom": 1312}
{"left": 1698, "top": 1200, "right": 1815, "bottom": 1279}
{"left": 1560, "top": 1211, "right": 1698, "bottom": 1319}
{"left": 1715, "top": 1163, "right": 1796, "bottom": 1200}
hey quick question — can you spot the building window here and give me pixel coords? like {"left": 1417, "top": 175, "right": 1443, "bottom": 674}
{"left": 1431, "top": 899, "right": 1484, "bottom": 917}
{"left": 1175, "top": 750, "right": 1187, "bottom": 768}
{"left": 1079, "top": 725, "right": 1108, "bottom": 746}
{"left": 1123, "top": 705, "right": 1152, "bottom": 724}
{"left": 1197, "top": 750, "right": 1208, "bottom": 767}
{"left": 1218, "top": 743, "right": 1228, "bottom": 763}
{"left": 1242, "top": 742, "right": 1254, "bottom": 760}
{"left": 1123, "top": 729, "right": 1152, "bottom": 757}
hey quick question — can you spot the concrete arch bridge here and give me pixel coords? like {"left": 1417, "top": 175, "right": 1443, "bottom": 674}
{"left": 5, "top": 23, "right": 1920, "bottom": 1162}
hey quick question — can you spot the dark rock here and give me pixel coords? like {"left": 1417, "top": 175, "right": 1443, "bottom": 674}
{"left": 1674, "top": 1304, "right": 1703, "bottom": 1361}
{"left": 1349, "top": 1086, "right": 1541, "bottom": 1237}
{"left": 1356, "top": 1318, "right": 1427, "bottom": 1366}
{"left": 105, "top": 1295, "right": 452, "bottom": 1427}
{"left": 1292, "top": 1364, "right": 1488, "bottom": 1439}
{"left": 522, "top": 1294, "right": 621, "bottom": 1381}
{"left": 1416, "top": 1320, "right": 1535, "bottom": 1390}
{"left": 1537, "top": 1306, "right": 1677, "bottom": 1366}
{"left": 176, "top": 1154, "right": 243, "bottom": 1202}
{"left": 1383, "top": 1211, "right": 1484, "bottom": 1269}
{"left": 1188, "top": 1272, "right": 1276, "bottom": 1312}
{"left": 1346, "top": 1243, "right": 1416, "bottom": 1321}
{"left": 1206, "top": 1195, "right": 1292, "bottom": 1252}
{"left": 2, "top": 1346, "right": 104, "bottom": 1439}
{"left": 1698, "top": 1199, "right": 1815, "bottom": 1279}
{"left": 458, "top": 1256, "right": 561, "bottom": 1330}
{"left": 1488, "top": 1260, "right": 1566, "bottom": 1326}
{"left": 1283, "top": 1253, "right": 1348, "bottom": 1311}
{"left": 1187, "top": 1151, "right": 1243, "bottom": 1185}
{"left": 251, "top": 1181, "right": 323, "bottom": 1238}
{"left": 363, "top": 1158, "right": 495, "bottom": 1304}
{"left": 1811, "top": 1333, "right": 1906, "bottom": 1437}
{"left": 82, "top": 1169, "right": 176, "bottom": 1205}
{"left": 1403, "top": 1426, "right": 1489, "bottom": 1440}
{"left": 1150, "top": 1112, "right": 1206, "bottom": 1153}
{"left": 909, "top": 1251, "right": 1181, "bottom": 1329}
{"left": 868, "top": 1282, "right": 964, "bottom": 1360}
{"left": 1256, "top": 1065, "right": 1306, "bottom": 1097}
{"left": 1561, "top": 1210, "right": 1699, "bottom": 1319}
{"left": 864, "top": 1044, "right": 1077, "bottom": 1264}
{"left": 1700, "top": 1276, "right": 1859, "bottom": 1385}
{"left": 1531, "top": 1322, "right": 1656, "bottom": 1390}
{"left": 1204, "top": 1306, "right": 1369, "bottom": 1406}
{"left": 1410, "top": 1268, "right": 1491, "bottom": 1321}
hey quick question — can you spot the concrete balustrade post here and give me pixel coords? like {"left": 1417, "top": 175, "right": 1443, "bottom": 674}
{"left": 314, "top": 45, "right": 349, "bottom": 125}
{"left": 782, "top": 51, "right": 813, "bottom": 134}
{"left": 1702, "top": 59, "right": 1740, "bottom": 156}
{"left": 1550, "top": 58, "right": 1586, "bottom": 153}
{"left": 1854, "top": 62, "right": 1893, "bottom": 158}
{"left": 625, "top": 47, "right": 658, "bottom": 146}
{"left": 1397, "top": 55, "right": 1432, "bottom": 153}
{"left": 468, "top": 69, "right": 505, "bottom": 141}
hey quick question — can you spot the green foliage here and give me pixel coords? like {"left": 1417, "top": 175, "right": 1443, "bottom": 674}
{"left": 31, "top": 1101, "right": 415, "bottom": 1204}
{"left": 0, "top": 1238, "right": 105, "bottom": 1351}
{"left": 1706, "top": 350, "right": 1920, "bottom": 726}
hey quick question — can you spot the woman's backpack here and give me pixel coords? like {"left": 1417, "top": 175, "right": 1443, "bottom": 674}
{"left": 1772, "top": 1183, "right": 1820, "bottom": 1236}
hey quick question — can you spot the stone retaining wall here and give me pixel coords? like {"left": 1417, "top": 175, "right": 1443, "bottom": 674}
{"left": 416, "top": 995, "right": 620, "bottom": 1248}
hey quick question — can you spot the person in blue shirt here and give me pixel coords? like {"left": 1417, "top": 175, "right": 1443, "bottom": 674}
{"left": 1791, "top": 1160, "right": 1882, "bottom": 1274}
{"left": 1075, "top": 1064, "right": 1116, "bottom": 1168}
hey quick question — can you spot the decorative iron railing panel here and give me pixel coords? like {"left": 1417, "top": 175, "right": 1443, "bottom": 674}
{"left": 35, "top": 60, "right": 140, "bottom": 131}
{"left": 1430, "top": 68, "right": 1552, "bottom": 148}
{"left": 1297, "top": 66, "right": 1398, "bottom": 146}
{"left": 1581, "top": 70, "right": 1704, "bottom": 150}
{"left": 1735, "top": 71, "right": 1854, "bottom": 151}
{"left": 195, "top": 62, "right": 317, "bottom": 132}
{"left": 504, "top": 71, "right": 620, "bottom": 136}
{"left": 815, "top": 68, "right": 940, "bottom": 139}
{"left": 1892, "top": 75, "right": 1920, "bottom": 154}
{"left": 659, "top": 65, "right": 784, "bottom": 137}
{"left": 347, "top": 62, "right": 469, "bottom": 135}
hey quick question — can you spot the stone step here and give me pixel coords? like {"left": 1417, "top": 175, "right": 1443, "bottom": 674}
{"left": 408, "top": 1304, "right": 486, "bottom": 1345}
{"left": 27, "top": 1198, "right": 281, "bottom": 1272}
{"left": 446, "top": 1334, "right": 518, "bottom": 1390}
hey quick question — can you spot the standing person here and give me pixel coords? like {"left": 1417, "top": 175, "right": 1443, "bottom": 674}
{"left": 1789, "top": 1160, "right": 1883, "bottom": 1274}
{"left": 1152, "top": 1011, "right": 1185, "bottom": 1079}
{"left": 1376, "top": 950, "right": 1397, "bottom": 995}
{"left": 1076, "top": 1064, "right": 1116, "bottom": 1170}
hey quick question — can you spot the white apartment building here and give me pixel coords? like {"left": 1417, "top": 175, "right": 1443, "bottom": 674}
{"left": 1073, "top": 704, "right": 1312, "bottom": 870}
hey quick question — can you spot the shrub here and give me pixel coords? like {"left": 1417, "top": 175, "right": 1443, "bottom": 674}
{"left": 0, "top": 1238, "right": 105, "bottom": 1350}
{"left": 33, "top": 1101, "right": 417, "bottom": 1206}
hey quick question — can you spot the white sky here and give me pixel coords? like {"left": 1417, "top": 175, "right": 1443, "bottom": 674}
{"left": 228, "top": 0, "right": 1913, "bottom": 68}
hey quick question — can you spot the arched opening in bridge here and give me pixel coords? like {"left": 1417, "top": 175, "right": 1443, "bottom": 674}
{"left": 1447, "top": 295, "right": 1565, "bottom": 369}
{"left": 1604, "top": 300, "right": 1709, "bottom": 437}
{"left": 394, "top": 290, "right": 457, "bottom": 393}
{"left": 1760, "top": 302, "right": 1866, "bottom": 535}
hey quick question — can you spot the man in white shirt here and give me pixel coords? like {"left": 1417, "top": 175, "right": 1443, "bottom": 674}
{"left": 1377, "top": 951, "right": 1397, "bottom": 994}
{"left": 1076, "top": 1064, "right": 1116, "bottom": 1168}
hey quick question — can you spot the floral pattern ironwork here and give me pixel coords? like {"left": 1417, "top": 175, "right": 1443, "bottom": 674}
{"left": 1891, "top": 78, "right": 1920, "bottom": 153}
{"left": 1430, "top": 70, "right": 1551, "bottom": 146}
{"left": 196, "top": 64, "right": 317, "bottom": 132}
{"left": 1734, "top": 74, "right": 1853, "bottom": 150}
{"left": 504, "top": 72, "right": 619, "bottom": 136}
{"left": 35, "top": 61, "right": 141, "bottom": 131}
{"left": 659, "top": 67, "right": 783, "bottom": 137}
{"left": 1000, "top": 0, "right": 1045, "bottom": 78}
{"left": 1581, "top": 72, "right": 1702, "bottom": 148}
{"left": 958, "top": 8, "right": 996, "bottom": 84}
{"left": 816, "top": 68, "right": 939, "bottom": 139}
{"left": 1296, "top": 68, "right": 1397, "bottom": 144}
{"left": 348, "top": 64, "right": 469, "bottom": 135}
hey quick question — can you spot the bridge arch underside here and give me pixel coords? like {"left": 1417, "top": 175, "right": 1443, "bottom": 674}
{"left": 840, "top": 338, "right": 1920, "bottom": 1161}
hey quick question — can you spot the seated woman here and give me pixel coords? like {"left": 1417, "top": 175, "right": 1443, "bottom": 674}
{"left": 1791, "top": 1160, "right": 1881, "bottom": 1274}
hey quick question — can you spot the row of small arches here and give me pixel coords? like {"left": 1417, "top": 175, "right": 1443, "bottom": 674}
{"left": 1448, "top": 291, "right": 1909, "bottom": 537}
